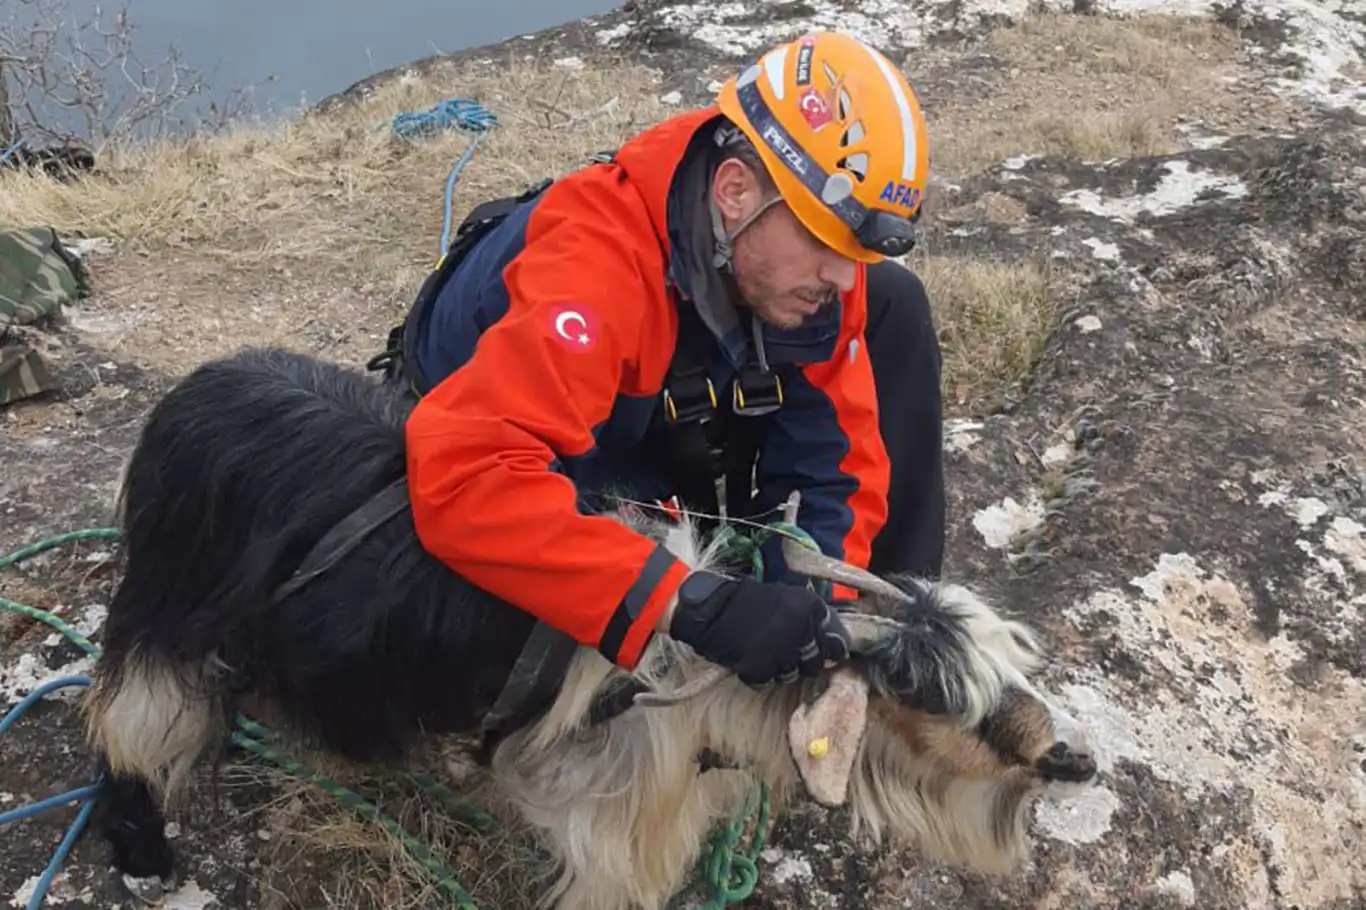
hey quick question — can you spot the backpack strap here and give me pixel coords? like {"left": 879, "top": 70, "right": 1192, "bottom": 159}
{"left": 366, "top": 176, "right": 555, "bottom": 394}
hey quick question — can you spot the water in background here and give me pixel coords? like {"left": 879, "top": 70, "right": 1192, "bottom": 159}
{"left": 1, "top": 0, "right": 620, "bottom": 141}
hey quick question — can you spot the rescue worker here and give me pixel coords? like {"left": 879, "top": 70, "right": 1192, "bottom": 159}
{"left": 396, "top": 31, "right": 944, "bottom": 691}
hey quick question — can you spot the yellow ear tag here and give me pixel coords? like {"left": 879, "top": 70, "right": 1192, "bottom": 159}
{"left": 807, "top": 736, "right": 830, "bottom": 759}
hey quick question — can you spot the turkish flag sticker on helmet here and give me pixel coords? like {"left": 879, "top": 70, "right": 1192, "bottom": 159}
{"left": 546, "top": 303, "right": 601, "bottom": 353}
{"left": 798, "top": 87, "right": 833, "bottom": 132}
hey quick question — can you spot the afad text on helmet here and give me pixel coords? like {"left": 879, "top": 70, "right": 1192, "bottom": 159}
{"left": 880, "top": 181, "right": 921, "bottom": 212}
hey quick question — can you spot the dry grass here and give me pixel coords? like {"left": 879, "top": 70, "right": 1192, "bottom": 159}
{"left": 0, "top": 55, "right": 675, "bottom": 290}
{"left": 912, "top": 249, "right": 1069, "bottom": 414}
{"left": 200, "top": 738, "right": 553, "bottom": 910}
{"left": 926, "top": 11, "right": 1302, "bottom": 178}
{"left": 0, "top": 10, "right": 1291, "bottom": 413}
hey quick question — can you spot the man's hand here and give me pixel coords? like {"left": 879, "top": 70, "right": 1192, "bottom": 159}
{"left": 664, "top": 570, "right": 852, "bottom": 688}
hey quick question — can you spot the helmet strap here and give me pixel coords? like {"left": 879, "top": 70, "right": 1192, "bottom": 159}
{"left": 710, "top": 193, "right": 782, "bottom": 271}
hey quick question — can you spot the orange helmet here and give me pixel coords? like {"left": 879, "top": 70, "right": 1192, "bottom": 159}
{"left": 715, "top": 31, "right": 930, "bottom": 263}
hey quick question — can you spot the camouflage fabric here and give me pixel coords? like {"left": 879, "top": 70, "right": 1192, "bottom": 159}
{"left": 0, "top": 344, "right": 57, "bottom": 407}
{"left": 0, "top": 226, "right": 90, "bottom": 326}
{"left": 0, "top": 226, "right": 91, "bottom": 406}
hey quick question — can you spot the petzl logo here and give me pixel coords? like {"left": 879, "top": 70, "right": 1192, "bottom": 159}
{"left": 762, "top": 124, "right": 808, "bottom": 176}
{"left": 879, "top": 180, "right": 921, "bottom": 210}
{"left": 798, "top": 87, "right": 833, "bottom": 131}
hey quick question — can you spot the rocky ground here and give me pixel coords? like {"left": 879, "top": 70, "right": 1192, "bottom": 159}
{"left": 2, "top": 0, "right": 1364, "bottom": 909}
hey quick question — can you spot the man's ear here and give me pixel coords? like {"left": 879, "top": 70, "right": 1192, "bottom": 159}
{"left": 711, "top": 157, "right": 763, "bottom": 226}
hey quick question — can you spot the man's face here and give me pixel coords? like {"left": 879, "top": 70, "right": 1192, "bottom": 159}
{"left": 713, "top": 159, "right": 858, "bottom": 330}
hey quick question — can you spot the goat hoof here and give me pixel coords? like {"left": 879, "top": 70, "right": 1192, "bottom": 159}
{"left": 120, "top": 872, "right": 177, "bottom": 906}
{"left": 1034, "top": 740, "right": 1096, "bottom": 783}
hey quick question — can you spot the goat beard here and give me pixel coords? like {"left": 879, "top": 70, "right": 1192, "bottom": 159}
{"left": 786, "top": 667, "right": 870, "bottom": 808}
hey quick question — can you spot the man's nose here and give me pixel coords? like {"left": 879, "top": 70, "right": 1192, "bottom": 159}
{"left": 820, "top": 254, "right": 857, "bottom": 294}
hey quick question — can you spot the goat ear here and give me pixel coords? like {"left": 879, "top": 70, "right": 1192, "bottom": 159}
{"left": 787, "top": 667, "right": 870, "bottom": 808}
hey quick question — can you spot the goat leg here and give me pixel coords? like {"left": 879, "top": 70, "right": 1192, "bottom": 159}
{"left": 976, "top": 685, "right": 1096, "bottom": 784}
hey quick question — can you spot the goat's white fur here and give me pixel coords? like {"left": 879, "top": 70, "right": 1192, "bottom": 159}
{"left": 486, "top": 510, "right": 1068, "bottom": 910}
{"left": 87, "top": 506, "right": 1084, "bottom": 910}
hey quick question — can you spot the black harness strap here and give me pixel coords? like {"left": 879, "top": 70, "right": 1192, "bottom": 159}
{"left": 270, "top": 476, "right": 409, "bottom": 604}
{"left": 649, "top": 301, "right": 784, "bottom": 526}
{"left": 269, "top": 477, "right": 650, "bottom": 765}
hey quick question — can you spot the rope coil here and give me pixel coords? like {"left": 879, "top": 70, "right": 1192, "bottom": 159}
{"left": 383, "top": 96, "right": 499, "bottom": 256}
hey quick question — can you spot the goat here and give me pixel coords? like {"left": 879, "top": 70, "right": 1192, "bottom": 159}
{"left": 82, "top": 346, "right": 1097, "bottom": 910}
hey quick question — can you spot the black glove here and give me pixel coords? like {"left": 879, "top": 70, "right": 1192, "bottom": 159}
{"left": 668, "top": 570, "right": 852, "bottom": 688}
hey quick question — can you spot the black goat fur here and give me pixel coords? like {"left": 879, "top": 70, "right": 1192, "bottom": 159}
{"left": 101, "top": 347, "right": 538, "bottom": 758}
{"left": 83, "top": 344, "right": 1073, "bottom": 893}
{"left": 90, "top": 347, "right": 543, "bottom": 879}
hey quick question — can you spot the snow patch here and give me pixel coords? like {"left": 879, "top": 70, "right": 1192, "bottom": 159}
{"left": 1082, "top": 238, "right": 1122, "bottom": 261}
{"left": 1033, "top": 783, "right": 1123, "bottom": 844}
{"left": 760, "top": 848, "right": 816, "bottom": 884}
{"left": 1041, "top": 442, "right": 1072, "bottom": 467}
{"left": 1290, "top": 496, "right": 1331, "bottom": 527}
{"left": 1154, "top": 870, "right": 1197, "bottom": 906}
{"left": 1324, "top": 516, "right": 1366, "bottom": 575}
{"left": 972, "top": 490, "right": 1045, "bottom": 549}
{"left": 1061, "top": 160, "right": 1247, "bottom": 222}
{"left": 163, "top": 880, "right": 221, "bottom": 910}
{"left": 615, "top": 0, "right": 1037, "bottom": 57}
{"left": 594, "top": 0, "right": 1364, "bottom": 118}
{"left": 1074, "top": 314, "right": 1103, "bottom": 334}
{"left": 0, "top": 603, "right": 105, "bottom": 708}
{"left": 944, "top": 418, "right": 984, "bottom": 454}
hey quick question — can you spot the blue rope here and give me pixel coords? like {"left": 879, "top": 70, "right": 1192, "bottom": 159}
{"left": 385, "top": 96, "right": 498, "bottom": 256}
{"left": 1, "top": 513, "right": 809, "bottom": 908}
{"left": 0, "top": 675, "right": 103, "bottom": 910}
{"left": 0, "top": 97, "right": 504, "bottom": 908}
{"left": 0, "top": 138, "right": 23, "bottom": 168}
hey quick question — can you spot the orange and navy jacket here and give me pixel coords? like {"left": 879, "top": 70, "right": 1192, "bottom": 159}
{"left": 404, "top": 107, "right": 891, "bottom": 671}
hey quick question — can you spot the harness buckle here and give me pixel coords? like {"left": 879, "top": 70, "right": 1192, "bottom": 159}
{"left": 732, "top": 367, "right": 783, "bottom": 416}
{"left": 663, "top": 373, "right": 718, "bottom": 423}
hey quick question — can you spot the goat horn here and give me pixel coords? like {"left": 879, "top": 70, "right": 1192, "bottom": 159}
{"left": 779, "top": 491, "right": 916, "bottom": 604}
{"left": 632, "top": 665, "right": 730, "bottom": 708}
{"left": 632, "top": 494, "right": 911, "bottom": 710}
{"left": 839, "top": 611, "right": 905, "bottom": 652}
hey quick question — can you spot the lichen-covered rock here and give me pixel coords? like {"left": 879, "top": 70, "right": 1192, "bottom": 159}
{"left": 741, "top": 121, "right": 1366, "bottom": 910}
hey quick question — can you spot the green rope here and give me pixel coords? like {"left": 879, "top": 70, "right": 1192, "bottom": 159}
{"left": 1, "top": 521, "right": 810, "bottom": 908}
{"left": 0, "top": 528, "right": 122, "bottom": 571}
{"left": 2, "top": 528, "right": 479, "bottom": 907}
{"left": 230, "top": 717, "right": 480, "bottom": 908}
{"left": 695, "top": 777, "right": 773, "bottom": 908}
{"left": 682, "top": 517, "right": 826, "bottom": 908}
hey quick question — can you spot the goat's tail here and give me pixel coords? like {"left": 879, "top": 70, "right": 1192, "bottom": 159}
{"left": 83, "top": 646, "right": 225, "bottom": 882}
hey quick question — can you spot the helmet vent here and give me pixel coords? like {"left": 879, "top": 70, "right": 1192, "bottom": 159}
{"left": 839, "top": 118, "right": 868, "bottom": 181}
{"left": 835, "top": 152, "right": 868, "bottom": 180}
{"left": 839, "top": 152, "right": 869, "bottom": 182}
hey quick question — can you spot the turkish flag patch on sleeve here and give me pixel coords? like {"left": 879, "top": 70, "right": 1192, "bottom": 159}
{"left": 545, "top": 303, "right": 601, "bottom": 354}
